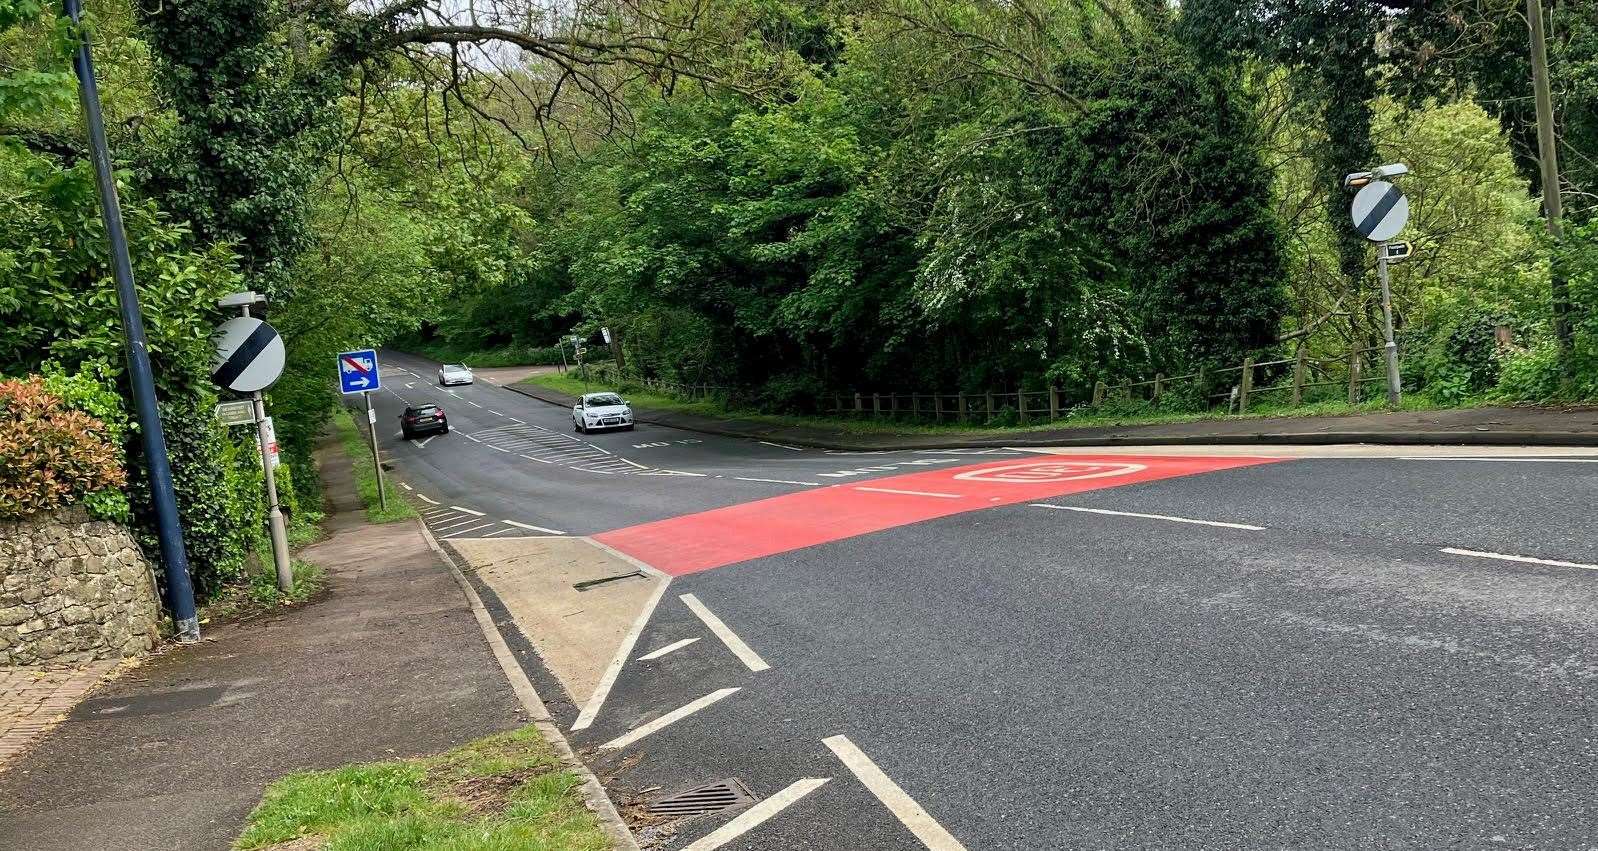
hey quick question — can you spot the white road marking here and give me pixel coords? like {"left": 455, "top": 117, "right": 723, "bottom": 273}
{"left": 681, "top": 778, "right": 830, "bottom": 851}
{"left": 461, "top": 433, "right": 482, "bottom": 442}
{"left": 416, "top": 494, "right": 439, "bottom": 505}
{"left": 416, "top": 436, "right": 436, "bottom": 448}
{"left": 1030, "top": 504, "right": 1265, "bottom": 531}
{"left": 758, "top": 440, "right": 804, "bottom": 451}
{"left": 599, "top": 688, "right": 740, "bottom": 750}
{"left": 503, "top": 519, "right": 566, "bottom": 535}
{"left": 1397, "top": 456, "right": 1598, "bottom": 464}
{"left": 441, "top": 523, "right": 494, "bottom": 539}
{"left": 445, "top": 389, "right": 458, "bottom": 396}
{"left": 823, "top": 735, "right": 967, "bottom": 851}
{"left": 521, "top": 454, "right": 553, "bottom": 464}
{"left": 488, "top": 410, "right": 503, "bottom": 416}
{"left": 638, "top": 637, "right": 701, "bottom": 661}
{"left": 681, "top": 593, "right": 770, "bottom": 672}
{"left": 451, "top": 506, "right": 486, "bottom": 516}
{"left": 854, "top": 486, "right": 962, "bottom": 499}
{"left": 735, "top": 476, "right": 821, "bottom": 487}
{"left": 467, "top": 400, "right": 483, "bottom": 408}
{"left": 489, "top": 445, "right": 511, "bottom": 452}
{"left": 431, "top": 518, "right": 483, "bottom": 533}
{"left": 573, "top": 577, "right": 673, "bottom": 731}
{"left": 1440, "top": 547, "right": 1598, "bottom": 572}
{"left": 399, "top": 482, "right": 413, "bottom": 491}
{"left": 509, "top": 418, "right": 525, "bottom": 424}
{"left": 482, "top": 527, "right": 517, "bottom": 537}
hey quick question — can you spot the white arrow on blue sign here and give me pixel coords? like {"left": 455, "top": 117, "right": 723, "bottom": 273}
{"left": 338, "top": 349, "right": 381, "bottom": 395}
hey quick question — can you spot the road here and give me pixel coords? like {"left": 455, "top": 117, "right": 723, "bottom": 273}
{"left": 364, "top": 351, "right": 1598, "bottom": 849}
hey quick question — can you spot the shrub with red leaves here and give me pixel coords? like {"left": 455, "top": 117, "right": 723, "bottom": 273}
{"left": 0, "top": 377, "right": 127, "bottom": 519}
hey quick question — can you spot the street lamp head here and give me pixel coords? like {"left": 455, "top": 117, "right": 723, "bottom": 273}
{"left": 1343, "top": 171, "right": 1374, "bottom": 191}
{"left": 1372, "top": 163, "right": 1409, "bottom": 179}
{"left": 1345, "top": 163, "right": 1409, "bottom": 192}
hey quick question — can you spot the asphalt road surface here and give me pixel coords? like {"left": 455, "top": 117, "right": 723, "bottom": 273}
{"left": 364, "top": 351, "right": 1598, "bottom": 850}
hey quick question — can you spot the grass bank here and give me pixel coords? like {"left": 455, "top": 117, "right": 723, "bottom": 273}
{"left": 234, "top": 725, "right": 609, "bottom": 850}
{"left": 332, "top": 409, "right": 416, "bottom": 523}
{"left": 528, "top": 372, "right": 1453, "bottom": 436}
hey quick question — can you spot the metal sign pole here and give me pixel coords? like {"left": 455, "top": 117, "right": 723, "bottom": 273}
{"left": 365, "top": 391, "right": 387, "bottom": 511}
{"left": 66, "top": 0, "right": 199, "bottom": 641}
{"left": 1376, "top": 243, "right": 1402, "bottom": 406}
{"left": 254, "top": 391, "right": 293, "bottom": 591}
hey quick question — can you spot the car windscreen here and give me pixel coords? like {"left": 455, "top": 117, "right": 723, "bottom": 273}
{"left": 410, "top": 405, "right": 441, "bottom": 415}
{"left": 587, "top": 394, "right": 624, "bottom": 406}
{"left": 444, "top": 364, "right": 467, "bottom": 372}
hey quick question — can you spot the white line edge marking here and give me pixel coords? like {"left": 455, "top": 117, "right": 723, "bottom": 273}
{"left": 441, "top": 523, "right": 494, "bottom": 539}
{"left": 855, "top": 486, "right": 962, "bottom": 499}
{"left": 582, "top": 536, "right": 671, "bottom": 580}
{"left": 599, "top": 688, "right": 739, "bottom": 750}
{"left": 823, "top": 735, "right": 967, "bottom": 851}
{"left": 503, "top": 519, "right": 566, "bottom": 535}
{"left": 450, "top": 506, "right": 486, "bottom": 516}
{"left": 1030, "top": 504, "right": 1265, "bottom": 531}
{"left": 572, "top": 575, "right": 673, "bottom": 731}
{"left": 399, "top": 482, "right": 413, "bottom": 491}
{"left": 758, "top": 440, "right": 804, "bottom": 451}
{"left": 736, "top": 476, "right": 822, "bottom": 487}
{"left": 521, "top": 454, "right": 554, "bottom": 464}
{"left": 482, "top": 527, "right": 517, "bottom": 537}
{"left": 489, "top": 410, "right": 503, "bottom": 416}
{"left": 461, "top": 433, "right": 482, "bottom": 442}
{"left": 416, "top": 436, "right": 436, "bottom": 448}
{"left": 431, "top": 518, "right": 483, "bottom": 532}
{"left": 681, "top": 778, "right": 830, "bottom": 851}
{"left": 1440, "top": 547, "right": 1598, "bottom": 571}
{"left": 416, "top": 494, "right": 439, "bottom": 505}
{"left": 680, "top": 593, "right": 770, "bottom": 672}
{"left": 509, "top": 418, "right": 525, "bottom": 424}
{"left": 490, "top": 445, "right": 511, "bottom": 452}
{"left": 1397, "top": 456, "right": 1598, "bottom": 463}
{"left": 638, "top": 637, "right": 701, "bottom": 661}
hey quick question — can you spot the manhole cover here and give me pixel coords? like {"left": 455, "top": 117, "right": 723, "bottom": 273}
{"left": 645, "top": 779, "right": 755, "bottom": 818}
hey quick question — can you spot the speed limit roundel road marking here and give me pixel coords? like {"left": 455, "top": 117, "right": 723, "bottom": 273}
{"left": 952, "top": 461, "right": 1147, "bottom": 483}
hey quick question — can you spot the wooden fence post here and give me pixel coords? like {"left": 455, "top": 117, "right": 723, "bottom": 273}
{"left": 854, "top": 392, "right": 863, "bottom": 413}
{"left": 1018, "top": 387, "right": 1028, "bottom": 424}
{"left": 833, "top": 394, "right": 842, "bottom": 414}
{"left": 1120, "top": 379, "right": 1131, "bottom": 402}
{"left": 1347, "top": 351, "right": 1361, "bottom": 404}
{"left": 1092, "top": 381, "right": 1106, "bottom": 406}
{"left": 1291, "top": 348, "right": 1307, "bottom": 406}
{"left": 872, "top": 393, "right": 881, "bottom": 416}
{"left": 934, "top": 393, "right": 944, "bottom": 422}
{"left": 1197, "top": 365, "right": 1208, "bottom": 407}
{"left": 911, "top": 392, "right": 920, "bottom": 418}
{"left": 1153, "top": 373, "right": 1164, "bottom": 404}
{"left": 1049, "top": 387, "right": 1060, "bottom": 420}
{"left": 984, "top": 391, "right": 995, "bottom": 421}
{"left": 1239, "top": 357, "right": 1254, "bottom": 414}
{"left": 958, "top": 392, "right": 968, "bottom": 423}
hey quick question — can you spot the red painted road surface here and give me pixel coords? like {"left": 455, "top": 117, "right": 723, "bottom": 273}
{"left": 596, "top": 454, "right": 1282, "bottom": 575}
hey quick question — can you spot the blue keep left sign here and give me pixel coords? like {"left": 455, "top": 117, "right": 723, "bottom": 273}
{"left": 337, "top": 349, "right": 381, "bottom": 395}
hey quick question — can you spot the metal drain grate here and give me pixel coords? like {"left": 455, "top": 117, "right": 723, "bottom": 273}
{"left": 645, "top": 779, "right": 755, "bottom": 818}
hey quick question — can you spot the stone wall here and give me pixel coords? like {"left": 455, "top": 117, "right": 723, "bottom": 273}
{"left": 0, "top": 506, "right": 162, "bottom": 665}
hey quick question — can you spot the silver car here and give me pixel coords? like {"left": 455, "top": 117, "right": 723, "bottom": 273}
{"left": 572, "top": 392, "right": 634, "bottom": 432}
{"left": 437, "top": 363, "right": 473, "bottom": 386}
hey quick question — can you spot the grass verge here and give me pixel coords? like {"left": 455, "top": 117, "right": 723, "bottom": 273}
{"left": 332, "top": 409, "right": 417, "bottom": 523}
{"left": 401, "top": 339, "right": 566, "bottom": 369}
{"left": 528, "top": 372, "right": 1456, "bottom": 436}
{"left": 234, "top": 726, "right": 610, "bottom": 851}
{"left": 200, "top": 558, "right": 327, "bottom": 625}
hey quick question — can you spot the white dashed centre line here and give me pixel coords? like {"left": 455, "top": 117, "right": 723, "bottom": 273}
{"left": 637, "top": 637, "right": 700, "bottom": 661}
{"left": 758, "top": 440, "right": 804, "bottom": 451}
{"left": 854, "top": 486, "right": 962, "bottom": 499}
{"left": 416, "top": 494, "right": 439, "bottom": 505}
{"left": 823, "top": 735, "right": 967, "bottom": 851}
{"left": 681, "top": 593, "right": 770, "bottom": 672}
{"left": 599, "top": 688, "right": 740, "bottom": 750}
{"left": 1030, "top": 504, "right": 1265, "bottom": 531}
{"left": 450, "top": 506, "right": 485, "bottom": 516}
{"left": 1440, "top": 547, "right": 1598, "bottom": 571}
{"left": 680, "top": 778, "right": 831, "bottom": 851}
{"left": 735, "top": 476, "right": 821, "bottom": 487}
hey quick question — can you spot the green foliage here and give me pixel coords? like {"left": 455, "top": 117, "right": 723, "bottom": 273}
{"left": 331, "top": 408, "right": 414, "bottom": 524}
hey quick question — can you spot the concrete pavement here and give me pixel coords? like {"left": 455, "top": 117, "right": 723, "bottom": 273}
{"left": 360, "top": 350, "right": 1598, "bottom": 849}
{"left": 0, "top": 434, "right": 527, "bottom": 849}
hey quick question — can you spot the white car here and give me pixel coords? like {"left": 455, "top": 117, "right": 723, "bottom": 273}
{"left": 438, "top": 363, "right": 473, "bottom": 386}
{"left": 573, "top": 392, "right": 634, "bottom": 433}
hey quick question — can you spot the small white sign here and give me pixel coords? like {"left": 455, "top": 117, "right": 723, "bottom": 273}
{"left": 367, "top": 407, "right": 377, "bottom": 425}
{"left": 601, "top": 327, "right": 613, "bottom": 344}
{"left": 260, "top": 416, "right": 280, "bottom": 470}
{"left": 215, "top": 400, "right": 256, "bottom": 426}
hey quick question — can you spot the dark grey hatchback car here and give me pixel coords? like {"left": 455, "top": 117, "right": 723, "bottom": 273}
{"left": 400, "top": 404, "right": 449, "bottom": 439}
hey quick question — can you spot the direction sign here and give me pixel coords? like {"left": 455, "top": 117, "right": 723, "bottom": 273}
{"left": 1350, "top": 180, "right": 1410, "bottom": 242}
{"left": 337, "top": 349, "right": 381, "bottom": 395}
{"left": 212, "top": 317, "right": 285, "bottom": 393}
{"left": 215, "top": 400, "right": 257, "bottom": 426}
{"left": 1383, "top": 241, "right": 1413, "bottom": 262}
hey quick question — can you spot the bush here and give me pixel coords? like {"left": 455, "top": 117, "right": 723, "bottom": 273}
{"left": 0, "top": 376, "right": 127, "bottom": 520}
{"left": 1494, "top": 340, "right": 1565, "bottom": 402}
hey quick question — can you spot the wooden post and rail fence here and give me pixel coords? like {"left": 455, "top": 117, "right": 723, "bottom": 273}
{"left": 586, "top": 342, "right": 1400, "bottom": 426}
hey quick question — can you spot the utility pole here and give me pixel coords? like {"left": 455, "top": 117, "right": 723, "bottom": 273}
{"left": 65, "top": 0, "right": 199, "bottom": 640}
{"left": 1526, "top": 0, "right": 1570, "bottom": 351}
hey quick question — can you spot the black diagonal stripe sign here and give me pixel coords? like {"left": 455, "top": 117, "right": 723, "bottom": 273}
{"left": 1350, "top": 179, "right": 1409, "bottom": 242}
{"left": 212, "top": 317, "right": 285, "bottom": 393}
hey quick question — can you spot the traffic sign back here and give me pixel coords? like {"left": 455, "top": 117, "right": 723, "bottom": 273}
{"left": 338, "top": 349, "right": 381, "bottom": 395}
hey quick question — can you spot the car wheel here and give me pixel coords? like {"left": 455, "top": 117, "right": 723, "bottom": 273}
{"left": 624, "top": 424, "right": 635, "bottom": 431}
{"left": 574, "top": 421, "right": 584, "bottom": 433}
{"left": 402, "top": 428, "right": 413, "bottom": 440}
{"left": 441, "top": 424, "right": 450, "bottom": 434}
